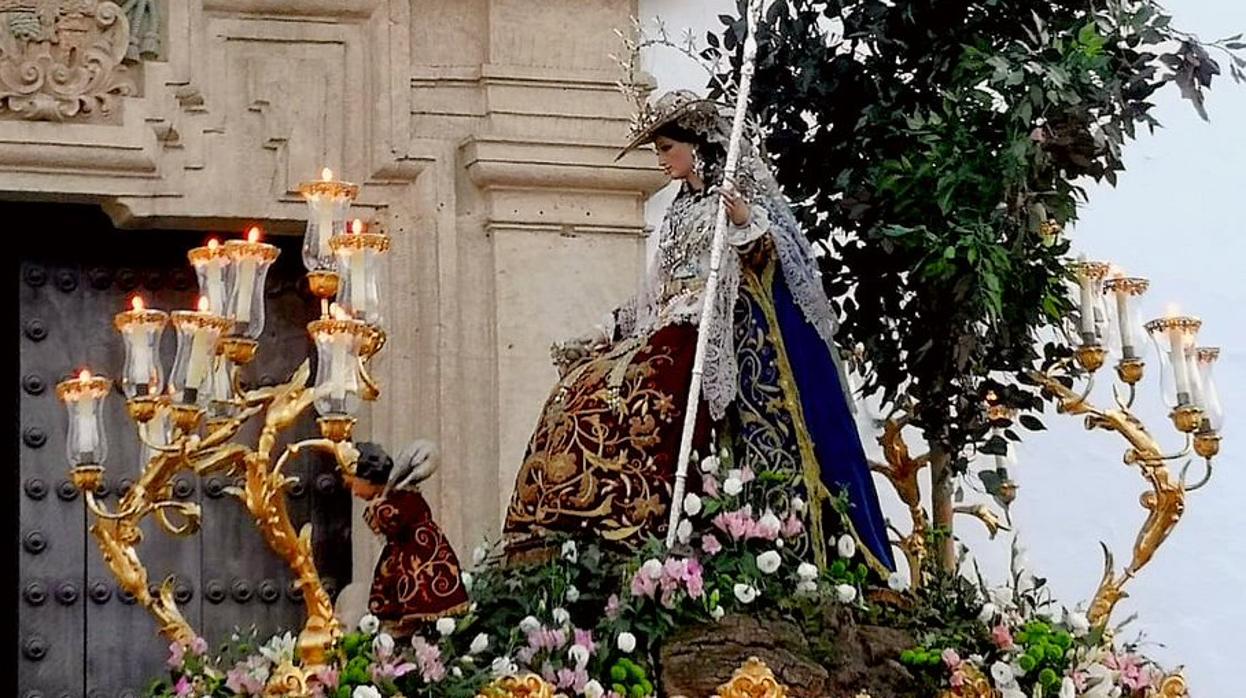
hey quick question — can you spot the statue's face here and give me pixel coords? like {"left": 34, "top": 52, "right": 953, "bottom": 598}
{"left": 653, "top": 135, "right": 696, "bottom": 180}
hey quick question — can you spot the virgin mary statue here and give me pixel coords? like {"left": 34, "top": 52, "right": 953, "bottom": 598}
{"left": 504, "top": 90, "right": 894, "bottom": 573}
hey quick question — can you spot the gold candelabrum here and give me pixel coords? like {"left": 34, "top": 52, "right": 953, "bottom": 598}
{"left": 56, "top": 170, "right": 386, "bottom": 666}
{"left": 869, "top": 257, "right": 1223, "bottom": 629}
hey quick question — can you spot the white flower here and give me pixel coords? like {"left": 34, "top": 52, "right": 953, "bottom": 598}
{"left": 676, "top": 518, "right": 694, "bottom": 544}
{"left": 1000, "top": 690, "right": 1026, "bottom": 698}
{"left": 358, "top": 614, "right": 380, "bottom": 635}
{"left": 990, "top": 661, "right": 1015, "bottom": 686}
{"left": 472, "top": 544, "right": 489, "bottom": 566}
{"left": 553, "top": 607, "right": 571, "bottom": 626}
{"left": 584, "top": 679, "right": 606, "bottom": 698}
{"left": 462, "top": 571, "right": 474, "bottom": 592}
{"left": 796, "top": 580, "right": 818, "bottom": 595}
{"left": 723, "top": 477, "right": 743, "bottom": 496}
{"left": 436, "top": 617, "right": 456, "bottom": 637}
{"left": 1065, "top": 610, "right": 1091, "bottom": 637}
{"left": 775, "top": 538, "right": 784, "bottom": 549}
{"left": 887, "top": 571, "right": 910, "bottom": 593}
{"left": 797, "top": 562, "right": 819, "bottom": 581}
{"left": 978, "top": 603, "right": 998, "bottom": 623}
{"left": 757, "top": 510, "right": 782, "bottom": 538}
{"left": 452, "top": 667, "right": 463, "bottom": 678}
{"left": 1060, "top": 677, "right": 1076, "bottom": 698}
{"left": 518, "top": 615, "right": 541, "bottom": 633}
{"left": 568, "top": 644, "right": 590, "bottom": 667}
{"left": 641, "top": 558, "right": 663, "bottom": 580}
{"left": 834, "top": 584, "right": 857, "bottom": 604}
{"left": 711, "top": 605, "right": 725, "bottom": 620}
{"left": 756, "top": 550, "right": 782, "bottom": 574}
{"left": 561, "top": 540, "right": 578, "bottom": 564}
{"left": 683, "top": 493, "right": 703, "bottom": 516}
{"left": 372, "top": 633, "right": 395, "bottom": 657}
{"left": 565, "top": 585, "right": 581, "bottom": 603}
{"left": 699, "top": 455, "right": 720, "bottom": 473}
{"left": 353, "top": 687, "right": 382, "bottom": 698}
{"left": 491, "top": 656, "right": 517, "bottom": 678}
{"left": 469, "top": 633, "right": 489, "bottom": 655}
{"left": 260, "top": 632, "right": 297, "bottom": 665}
{"left": 616, "top": 632, "right": 637, "bottom": 653}
{"left": 733, "top": 583, "right": 758, "bottom": 604}
{"left": 836, "top": 534, "right": 857, "bottom": 559}
{"left": 791, "top": 496, "right": 806, "bottom": 513}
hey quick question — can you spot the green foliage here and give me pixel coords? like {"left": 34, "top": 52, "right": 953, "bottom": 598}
{"left": 709, "top": 0, "right": 1243, "bottom": 470}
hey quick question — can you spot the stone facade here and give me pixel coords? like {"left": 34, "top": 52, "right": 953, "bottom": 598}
{"left": 1, "top": 0, "right": 663, "bottom": 592}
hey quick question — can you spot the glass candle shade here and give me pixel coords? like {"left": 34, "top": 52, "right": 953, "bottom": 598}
{"left": 188, "top": 239, "right": 232, "bottom": 316}
{"left": 1103, "top": 276, "right": 1148, "bottom": 361}
{"left": 224, "top": 229, "right": 279, "bottom": 339}
{"left": 309, "top": 309, "right": 370, "bottom": 417}
{"left": 330, "top": 221, "right": 389, "bottom": 328}
{"left": 1070, "top": 258, "right": 1111, "bottom": 346}
{"left": 140, "top": 403, "right": 172, "bottom": 465}
{"left": 170, "top": 300, "right": 233, "bottom": 407}
{"left": 297, "top": 169, "right": 359, "bottom": 273}
{"left": 1195, "top": 347, "right": 1224, "bottom": 431}
{"left": 113, "top": 297, "right": 168, "bottom": 399}
{"left": 204, "top": 353, "right": 237, "bottom": 422}
{"left": 56, "top": 370, "right": 111, "bottom": 466}
{"left": 1144, "top": 315, "right": 1201, "bottom": 408}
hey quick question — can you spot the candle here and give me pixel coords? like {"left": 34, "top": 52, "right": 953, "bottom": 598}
{"left": 1114, "top": 283, "right": 1135, "bottom": 359}
{"left": 347, "top": 219, "right": 367, "bottom": 314}
{"left": 232, "top": 227, "right": 261, "bottom": 323}
{"left": 1166, "top": 321, "right": 1191, "bottom": 403}
{"left": 315, "top": 168, "right": 335, "bottom": 262}
{"left": 127, "top": 296, "right": 155, "bottom": 394}
{"left": 185, "top": 296, "right": 215, "bottom": 395}
{"left": 328, "top": 304, "right": 351, "bottom": 404}
{"left": 205, "top": 239, "right": 226, "bottom": 314}
{"left": 1076, "top": 254, "right": 1096, "bottom": 340}
{"left": 73, "top": 370, "right": 98, "bottom": 455}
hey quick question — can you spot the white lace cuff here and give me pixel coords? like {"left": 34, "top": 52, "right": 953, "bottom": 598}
{"left": 727, "top": 205, "right": 770, "bottom": 247}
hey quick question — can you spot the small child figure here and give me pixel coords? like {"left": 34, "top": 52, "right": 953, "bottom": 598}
{"left": 344, "top": 440, "right": 470, "bottom": 637}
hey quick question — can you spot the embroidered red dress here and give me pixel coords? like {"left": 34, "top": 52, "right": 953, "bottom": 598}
{"left": 365, "top": 489, "right": 469, "bottom": 634}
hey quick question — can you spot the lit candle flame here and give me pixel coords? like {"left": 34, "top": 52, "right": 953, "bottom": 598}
{"left": 247, "top": 226, "right": 262, "bottom": 243}
{"left": 321, "top": 167, "right": 333, "bottom": 181}
{"left": 78, "top": 369, "right": 91, "bottom": 382}
{"left": 197, "top": 296, "right": 210, "bottom": 313}
{"left": 351, "top": 219, "right": 363, "bottom": 235}
{"left": 131, "top": 295, "right": 145, "bottom": 312}
{"left": 207, "top": 238, "right": 220, "bottom": 251}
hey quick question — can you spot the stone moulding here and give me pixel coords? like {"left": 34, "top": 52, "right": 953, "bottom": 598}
{"left": 0, "top": 0, "right": 136, "bottom": 122}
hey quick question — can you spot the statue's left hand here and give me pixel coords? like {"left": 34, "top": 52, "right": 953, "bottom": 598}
{"left": 720, "top": 181, "right": 751, "bottom": 227}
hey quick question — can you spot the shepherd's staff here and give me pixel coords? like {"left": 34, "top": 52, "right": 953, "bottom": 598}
{"left": 665, "top": 0, "right": 768, "bottom": 549}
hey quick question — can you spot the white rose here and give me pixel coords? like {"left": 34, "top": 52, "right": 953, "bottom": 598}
{"left": 733, "top": 583, "right": 758, "bottom": 604}
{"left": 796, "top": 580, "right": 818, "bottom": 595}
{"left": 1066, "top": 610, "right": 1091, "bottom": 637}
{"left": 711, "top": 605, "right": 725, "bottom": 620}
{"left": 1060, "top": 677, "right": 1076, "bottom": 698}
{"left": 469, "top": 633, "right": 489, "bottom": 655}
{"left": 887, "top": 571, "right": 910, "bottom": 593}
{"left": 683, "top": 493, "right": 703, "bottom": 516}
{"left": 491, "top": 656, "right": 517, "bottom": 678}
{"left": 436, "top": 617, "right": 456, "bottom": 637}
{"left": 561, "top": 540, "right": 578, "bottom": 563}
{"left": 797, "top": 562, "right": 819, "bottom": 581}
{"left": 353, "top": 687, "right": 382, "bottom": 698}
{"left": 568, "top": 644, "right": 590, "bottom": 667}
{"left": 358, "top": 614, "right": 380, "bottom": 635}
{"left": 723, "top": 477, "right": 743, "bottom": 496}
{"left": 584, "top": 679, "right": 605, "bottom": 698}
{"left": 616, "top": 632, "right": 637, "bottom": 653}
{"left": 835, "top": 584, "right": 857, "bottom": 604}
{"left": 990, "top": 661, "right": 1015, "bottom": 686}
{"left": 565, "top": 585, "right": 581, "bottom": 603}
{"left": 518, "top": 615, "right": 541, "bottom": 633}
{"left": 553, "top": 607, "right": 571, "bottom": 626}
{"left": 791, "top": 496, "right": 806, "bottom": 513}
{"left": 372, "top": 633, "right": 395, "bottom": 657}
{"left": 452, "top": 667, "right": 463, "bottom": 678}
{"left": 978, "top": 603, "right": 998, "bottom": 623}
{"left": 836, "top": 534, "right": 857, "bottom": 559}
{"left": 699, "top": 455, "right": 720, "bottom": 474}
{"left": 756, "top": 550, "right": 782, "bottom": 574}
{"left": 676, "top": 518, "right": 694, "bottom": 544}
{"left": 758, "top": 510, "right": 782, "bottom": 538}
{"left": 472, "top": 544, "right": 489, "bottom": 566}
{"left": 461, "top": 571, "right": 474, "bottom": 592}
{"left": 641, "top": 558, "right": 663, "bottom": 580}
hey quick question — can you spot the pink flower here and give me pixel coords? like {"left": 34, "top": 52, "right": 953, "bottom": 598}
{"left": 660, "top": 587, "right": 677, "bottom": 608}
{"left": 174, "top": 676, "right": 192, "bottom": 697}
{"left": 166, "top": 642, "right": 186, "bottom": 669}
{"left": 312, "top": 667, "right": 339, "bottom": 689}
{"left": 528, "top": 627, "right": 568, "bottom": 652}
{"left": 1107, "top": 653, "right": 1152, "bottom": 691}
{"left": 225, "top": 667, "right": 264, "bottom": 695}
{"left": 683, "top": 559, "right": 705, "bottom": 599}
{"left": 630, "top": 571, "right": 657, "bottom": 598}
{"left": 410, "top": 636, "right": 446, "bottom": 683}
{"left": 950, "top": 670, "right": 966, "bottom": 688}
{"left": 573, "top": 628, "right": 596, "bottom": 655}
{"left": 739, "top": 467, "right": 756, "bottom": 484}
{"left": 605, "top": 594, "right": 621, "bottom": 620}
{"left": 190, "top": 636, "right": 209, "bottom": 656}
{"left": 702, "top": 534, "right": 723, "bottom": 556}
{"left": 941, "top": 648, "right": 962, "bottom": 671}
{"left": 781, "top": 513, "right": 804, "bottom": 538}
{"left": 516, "top": 646, "right": 536, "bottom": 665}
{"left": 991, "top": 624, "right": 1015, "bottom": 650}
{"left": 661, "top": 558, "right": 687, "bottom": 591}
{"left": 702, "top": 474, "right": 719, "bottom": 497}
{"left": 713, "top": 506, "right": 758, "bottom": 541}
{"left": 556, "top": 666, "right": 589, "bottom": 692}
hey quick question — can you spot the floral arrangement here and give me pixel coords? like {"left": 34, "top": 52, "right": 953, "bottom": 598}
{"left": 147, "top": 444, "right": 1184, "bottom": 697}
